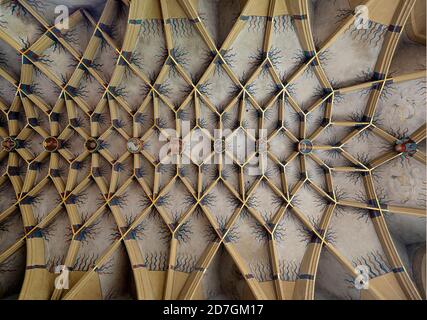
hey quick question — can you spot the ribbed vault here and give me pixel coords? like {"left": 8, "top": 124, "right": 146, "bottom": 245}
{"left": 0, "top": 0, "right": 426, "bottom": 300}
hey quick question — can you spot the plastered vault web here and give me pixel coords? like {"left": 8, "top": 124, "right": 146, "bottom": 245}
{"left": 0, "top": 0, "right": 426, "bottom": 300}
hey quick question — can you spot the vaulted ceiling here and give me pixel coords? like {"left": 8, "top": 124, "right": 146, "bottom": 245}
{"left": 0, "top": 0, "right": 425, "bottom": 300}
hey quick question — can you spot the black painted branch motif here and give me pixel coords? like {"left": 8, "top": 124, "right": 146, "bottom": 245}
{"left": 110, "top": 214, "right": 146, "bottom": 242}
{"left": 279, "top": 260, "right": 299, "bottom": 281}
{"left": 169, "top": 18, "right": 195, "bottom": 37}
{"left": 175, "top": 253, "right": 198, "bottom": 273}
{"left": 249, "top": 215, "right": 286, "bottom": 244}
{"left": 220, "top": 163, "right": 240, "bottom": 182}
{"left": 74, "top": 214, "right": 102, "bottom": 245}
{"left": 0, "top": 256, "right": 17, "bottom": 273}
{"left": 62, "top": 28, "right": 80, "bottom": 49}
{"left": 273, "top": 15, "right": 294, "bottom": 33}
{"left": 109, "top": 193, "right": 128, "bottom": 209}
{"left": 346, "top": 20, "right": 388, "bottom": 47}
{"left": 249, "top": 47, "right": 282, "bottom": 75}
{"left": 250, "top": 260, "right": 273, "bottom": 282}
{"left": 351, "top": 250, "right": 391, "bottom": 279}
{"left": 46, "top": 255, "right": 65, "bottom": 273}
{"left": 358, "top": 71, "right": 397, "bottom": 102}
{"left": 96, "top": 258, "right": 113, "bottom": 275}
{"left": 123, "top": 51, "right": 143, "bottom": 79}
{"left": 291, "top": 51, "right": 318, "bottom": 78}
{"left": 139, "top": 19, "right": 163, "bottom": 37}
{"left": 171, "top": 213, "right": 193, "bottom": 244}
{"left": 5, "top": 0, "right": 46, "bottom": 16}
{"left": 73, "top": 253, "right": 98, "bottom": 272}
{"left": 200, "top": 192, "right": 217, "bottom": 209}
{"left": 144, "top": 251, "right": 168, "bottom": 271}
{"left": 335, "top": 9, "right": 353, "bottom": 25}
{"left": 204, "top": 215, "right": 240, "bottom": 243}
{"left": 297, "top": 215, "right": 337, "bottom": 245}
{"left": 228, "top": 77, "right": 254, "bottom": 102}
{"left": 351, "top": 186, "right": 389, "bottom": 222}
{"left": 155, "top": 192, "right": 171, "bottom": 208}
{"left": 21, "top": 192, "right": 43, "bottom": 206}
{"left": 246, "top": 16, "right": 267, "bottom": 33}
{"left": 39, "top": 220, "right": 57, "bottom": 242}
{"left": 0, "top": 218, "right": 12, "bottom": 234}
{"left": 69, "top": 59, "right": 103, "bottom": 83}
{"left": 0, "top": 49, "right": 7, "bottom": 67}
{"left": 290, "top": 194, "right": 301, "bottom": 207}
{"left": 206, "top": 48, "right": 236, "bottom": 76}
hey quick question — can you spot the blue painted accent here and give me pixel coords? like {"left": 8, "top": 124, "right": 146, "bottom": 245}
{"left": 50, "top": 112, "right": 60, "bottom": 122}
{"left": 26, "top": 51, "right": 39, "bottom": 61}
{"left": 22, "top": 56, "right": 32, "bottom": 65}
{"left": 388, "top": 25, "right": 402, "bottom": 33}
{"left": 113, "top": 162, "right": 122, "bottom": 172}
{"left": 21, "top": 196, "right": 37, "bottom": 205}
{"left": 92, "top": 167, "right": 101, "bottom": 177}
{"left": 369, "top": 210, "right": 381, "bottom": 218}
{"left": 8, "top": 111, "right": 20, "bottom": 120}
{"left": 65, "top": 194, "right": 78, "bottom": 205}
{"left": 20, "top": 84, "right": 32, "bottom": 94}
{"left": 367, "top": 199, "right": 377, "bottom": 207}
{"left": 28, "top": 118, "right": 38, "bottom": 126}
{"left": 98, "top": 23, "right": 111, "bottom": 34}
{"left": 71, "top": 161, "right": 83, "bottom": 170}
{"left": 28, "top": 227, "right": 43, "bottom": 239}
{"left": 135, "top": 168, "right": 144, "bottom": 178}
{"left": 51, "top": 27, "right": 62, "bottom": 38}
{"left": 70, "top": 118, "right": 80, "bottom": 127}
{"left": 50, "top": 169, "right": 61, "bottom": 177}
{"left": 29, "top": 162, "right": 41, "bottom": 170}
{"left": 8, "top": 166, "right": 21, "bottom": 176}
{"left": 129, "top": 19, "right": 142, "bottom": 25}
{"left": 94, "top": 29, "right": 103, "bottom": 38}
{"left": 293, "top": 14, "right": 308, "bottom": 20}
{"left": 65, "top": 85, "right": 77, "bottom": 97}
{"left": 373, "top": 72, "right": 385, "bottom": 81}
{"left": 110, "top": 197, "right": 121, "bottom": 206}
